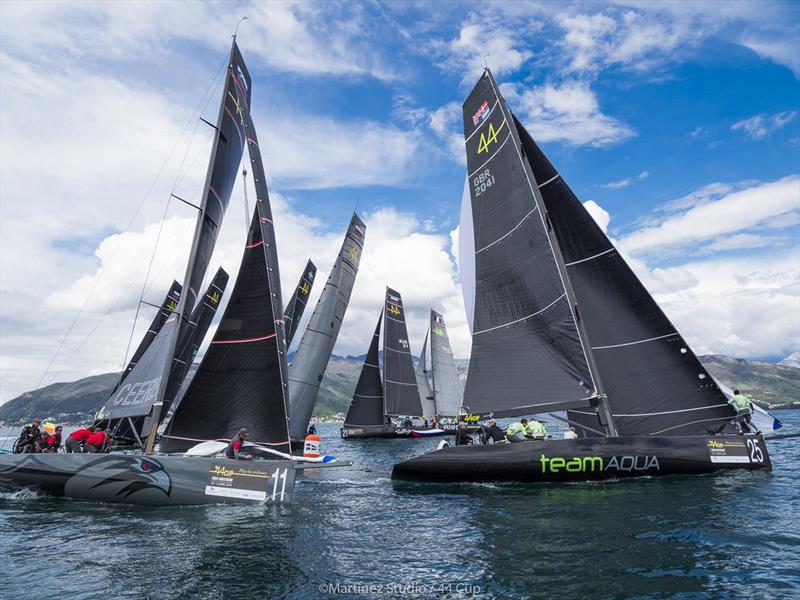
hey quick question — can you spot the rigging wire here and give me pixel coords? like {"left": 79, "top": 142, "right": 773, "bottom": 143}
{"left": 120, "top": 60, "right": 226, "bottom": 372}
{"left": 5, "top": 59, "right": 228, "bottom": 441}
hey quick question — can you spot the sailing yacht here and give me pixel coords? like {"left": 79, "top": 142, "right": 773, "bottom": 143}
{"left": 0, "top": 38, "right": 340, "bottom": 505}
{"left": 393, "top": 69, "right": 775, "bottom": 483}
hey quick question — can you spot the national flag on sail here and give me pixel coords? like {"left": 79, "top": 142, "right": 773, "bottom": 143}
{"left": 352, "top": 224, "right": 365, "bottom": 240}
{"left": 472, "top": 100, "right": 489, "bottom": 126}
{"left": 387, "top": 294, "right": 401, "bottom": 305}
{"left": 236, "top": 65, "right": 248, "bottom": 94}
{"left": 434, "top": 314, "right": 445, "bottom": 325}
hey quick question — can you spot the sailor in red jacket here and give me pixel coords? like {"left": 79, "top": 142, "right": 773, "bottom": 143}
{"left": 65, "top": 426, "right": 95, "bottom": 453}
{"left": 84, "top": 429, "right": 110, "bottom": 453}
{"left": 39, "top": 426, "right": 63, "bottom": 453}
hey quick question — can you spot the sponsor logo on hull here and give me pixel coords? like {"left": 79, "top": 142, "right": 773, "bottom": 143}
{"left": 539, "top": 454, "right": 660, "bottom": 474}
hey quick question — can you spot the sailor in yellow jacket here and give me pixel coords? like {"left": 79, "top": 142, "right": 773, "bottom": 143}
{"left": 525, "top": 418, "right": 547, "bottom": 440}
{"left": 506, "top": 420, "right": 527, "bottom": 442}
{"left": 728, "top": 389, "right": 753, "bottom": 434}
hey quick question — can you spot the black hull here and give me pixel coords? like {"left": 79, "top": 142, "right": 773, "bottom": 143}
{"left": 391, "top": 435, "right": 771, "bottom": 483}
{"left": 0, "top": 452, "right": 296, "bottom": 505}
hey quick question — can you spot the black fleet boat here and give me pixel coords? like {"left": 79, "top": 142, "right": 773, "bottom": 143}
{"left": 392, "top": 69, "right": 774, "bottom": 483}
{"left": 341, "top": 287, "right": 429, "bottom": 439}
{"left": 0, "top": 37, "right": 339, "bottom": 505}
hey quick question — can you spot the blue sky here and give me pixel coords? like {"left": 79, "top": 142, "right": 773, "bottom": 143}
{"left": 0, "top": 1, "right": 798, "bottom": 403}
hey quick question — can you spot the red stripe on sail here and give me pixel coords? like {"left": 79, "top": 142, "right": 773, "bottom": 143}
{"left": 246, "top": 240, "right": 264, "bottom": 249}
{"left": 211, "top": 332, "right": 276, "bottom": 345}
{"left": 224, "top": 106, "right": 243, "bottom": 144}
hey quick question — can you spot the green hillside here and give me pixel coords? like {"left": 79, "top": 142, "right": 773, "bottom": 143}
{"left": 1, "top": 353, "right": 797, "bottom": 425}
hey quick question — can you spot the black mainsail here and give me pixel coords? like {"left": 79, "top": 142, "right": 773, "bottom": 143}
{"left": 383, "top": 287, "right": 422, "bottom": 417}
{"left": 343, "top": 313, "right": 385, "bottom": 428}
{"left": 461, "top": 70, "right": 598, "bottom": 420}
{"left": 429, "top": 310, "right": 463, "bottom": 418}
{"left": 288, "top": 215, "right": 365, "bottom": 440}
{"left": 283, "top": 259, "right": 317, "bottom": 348}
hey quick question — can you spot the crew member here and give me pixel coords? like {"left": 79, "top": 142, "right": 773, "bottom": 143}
{"left": 84, "top": 429, "right": 110, "bottom": 453}
{"left": 13, "top": 420, "right": 41, "bottom": 454}
{"left": 506, "top": 419, "right": 527, "bottom": 442}
{"left": 307, "top": 424, "right": 317, "bottom": 436}
{"left": 431, "top": 416, "right": 438, "bottom": 429}
{"left": 65, "top": 426, "right": 95, "bottom": 453}
{"left": 563, "top": 427, "right": 579, "bottom": 440}
{"left": 482, "top": 419, "right": 507, "bottom": 444}
{"left": 729, "top": 389, "right": 753, "bottom": 434}
{"left": 39, "top": 426, "right": 63, "bottom": 453}
{"left": 455, "top": 422, "right": 473, "bottom": 446}
{"left": 402, "top": 417, "right": 413, "bottom": 429}
{"left": 525, "top": 418, "right": 547, "bottom": 440}
{"left": 226, "top": 428, "right": 252, "bottom": 460}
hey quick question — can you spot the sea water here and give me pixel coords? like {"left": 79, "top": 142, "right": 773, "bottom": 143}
{"left": 1, "top": 412, "right": 798, "bottom": 598}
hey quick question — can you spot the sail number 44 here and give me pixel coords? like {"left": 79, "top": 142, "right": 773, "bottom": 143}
{"left": 473, "top": 169, "right": 495, "bottom": 197}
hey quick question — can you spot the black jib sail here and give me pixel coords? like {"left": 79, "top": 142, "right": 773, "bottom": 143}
{"left": 514, "top": 119, "right": 735, "bottom": 437}
{"left": 343, "top": 313, "right": 385, "bottom": 428}
{"left": 162, "top": 212, "right": 290, "bottom": 453}
{"left": 288, "top": 214, "right": 365, "bottom": 440}
{"left": 429, "top": 310, "right": 463, "bottom": 418}
{"left": 113, "top": 281, "right": 181, "bottom": 393}
{"left": 461, "top": 70, "right": 598, "bottom": 419}
{"left": 383, "top": 287, "right": 422, "bottom": 417}
{"left": 107, "top": 271, "right": 227, "bottom": 440}
{"left": 283, "top": 259, "right": 317, "bottom": 348}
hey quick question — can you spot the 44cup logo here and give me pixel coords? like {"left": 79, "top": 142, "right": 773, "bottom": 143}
{"left": 477, "top": 118, "right": 506, "bottom": 155}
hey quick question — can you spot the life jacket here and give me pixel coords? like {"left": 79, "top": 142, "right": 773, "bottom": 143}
{"left": 225, "top": 437, "right": 243, "bottom": 459}
{"left": 730, "top": 394, "right": 752, "bottom": 411}
{"left": 69, "top": 429, "right": 93, "bottom": 442}
{"left": 526, "top": 420, "right": 547, "bottom": 438}
{"left": 506, "top": 422, "right": 526, "bottom": 438}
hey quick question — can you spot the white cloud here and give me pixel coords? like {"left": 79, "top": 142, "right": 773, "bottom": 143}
{"left": 501, "top": 80, "right": 636, "bottom": 147}
{"left": 601, "top": 170, "right": 649, "bottom": 189}
{"left": 431, "top": 20, "right": 534, "bottom": 84}
{"left": 0, "top": 1, "right": 399, "bottom": 81}
{"left": 740, "top": 35, "right": 800, "bottom": 78}
{"left": 619, "top": 175, "right": 800, "bottom": 254}
{"left": 731, "top": 111, "right": 798, "bottom": 140}
{"left": 583, "top": 200, "right": 611, "bottom": 233}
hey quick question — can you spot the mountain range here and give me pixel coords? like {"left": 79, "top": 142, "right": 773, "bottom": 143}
{"left": 1, "top": 353, "right": 798, "bottom": 424}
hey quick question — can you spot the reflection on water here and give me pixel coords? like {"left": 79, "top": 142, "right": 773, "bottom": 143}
{"left": 1, "top": 414, "right": 798, "bottom": 598}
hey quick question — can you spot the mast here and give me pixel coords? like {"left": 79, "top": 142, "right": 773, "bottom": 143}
{"left": 145, "top": 39, "right": 251, "bottom": 452}
{"left": 481, "top": 69, "right": 617, "bottom": 436}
